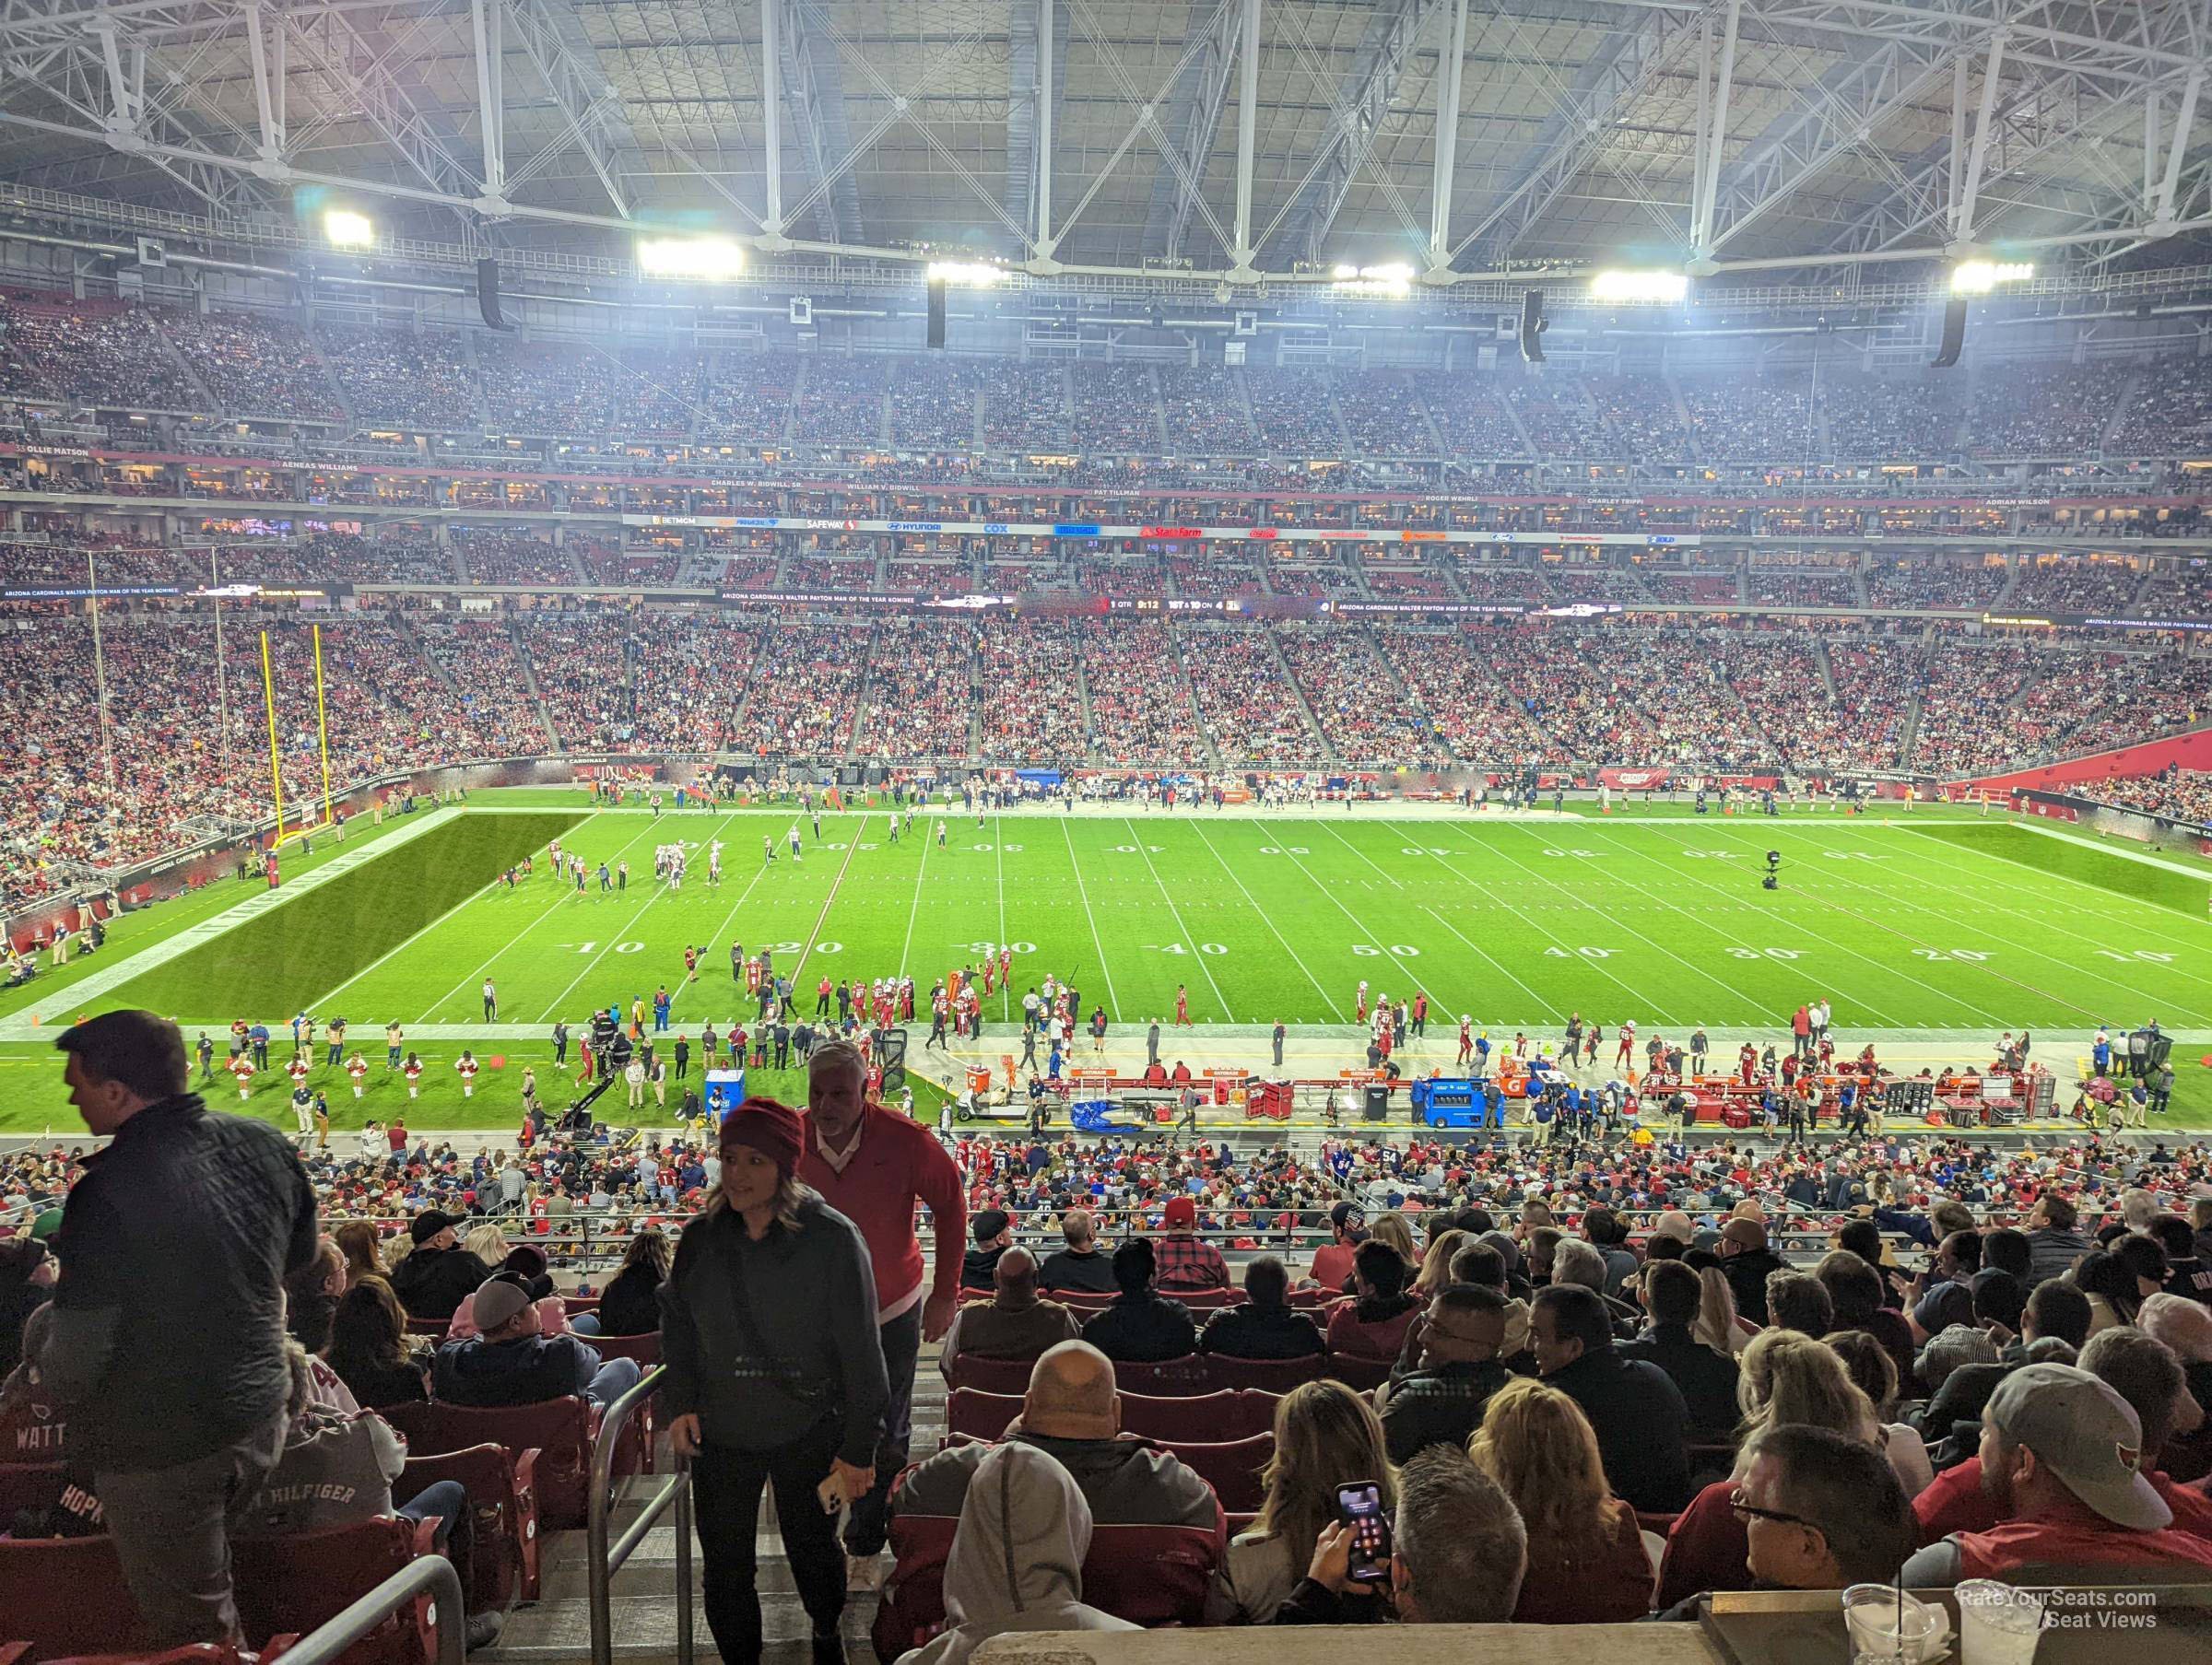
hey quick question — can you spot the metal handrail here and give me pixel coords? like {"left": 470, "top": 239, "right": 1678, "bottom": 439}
{"left": 271, "top": 1554, "right": 465, "bottom": 1665}
{"left": 586, "top": 1362, "right": 693, "bottom": 1665}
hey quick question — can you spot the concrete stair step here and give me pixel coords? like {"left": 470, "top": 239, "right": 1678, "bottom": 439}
{"left": 481, "top": 1590, "right": 875, "bottom": 1664}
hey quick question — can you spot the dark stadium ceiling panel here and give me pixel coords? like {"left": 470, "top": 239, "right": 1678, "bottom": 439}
{"left": 0, "top": 0, "right": 2202, "bottom": 287}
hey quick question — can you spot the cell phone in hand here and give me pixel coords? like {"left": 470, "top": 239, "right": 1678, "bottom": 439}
{"left": 1335, "top": 1481, "right": 1394, "bottom": 1585}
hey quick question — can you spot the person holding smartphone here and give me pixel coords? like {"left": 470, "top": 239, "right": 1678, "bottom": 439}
{"left": 660, "top": 1098, "right": 889, "bottom": 1665}
{"left": 1271, "top": 1447, "right": 1527, "bottom": 1626}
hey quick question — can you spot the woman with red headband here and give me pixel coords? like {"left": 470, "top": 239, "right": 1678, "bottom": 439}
{"left": 660, "top": 1096, "right": 889, "bottom": 1665}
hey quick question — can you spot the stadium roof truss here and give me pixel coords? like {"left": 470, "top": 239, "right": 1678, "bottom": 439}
{"left": 0, "top": 0, "right": 2204, "bottom": 292}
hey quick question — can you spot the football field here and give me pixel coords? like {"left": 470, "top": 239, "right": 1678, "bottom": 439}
{"left": 4, "top": 795, "right": 2207, "bottom": 1133}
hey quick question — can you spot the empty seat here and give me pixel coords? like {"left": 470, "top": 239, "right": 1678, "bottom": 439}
{"left": 400, "top": 1441, "right": 542, "bottom": 1608}
{"left": 1138, "top": 1434, "right": 1271, "bottom": 1513}
{"left": 1108, "top": 1357, "right": 1211, "bottom": 1396}
{"left": 1202, "top": 1354, "right": 1324, "bottom": 1392}
{"left": 940, "top": 1354, "right": 1040, "bottom": 1395}
{"left": 941, "top": 1388, "right": 1023, "bottom": 1444}
{"left": 1321, "top": 1354, "right": 1392, "bottom": 1391}
{"left": 382, "top": 1396, "right": 633, "bottom": 1531}
{"left": 1118, "top": 1389, "right": 1277, "bottom": 1443}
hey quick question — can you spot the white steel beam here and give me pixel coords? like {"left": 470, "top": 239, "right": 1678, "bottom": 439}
{"left": 1951, "top": 27, "right": 2006, "bottom": 241}
{"left": 1034, "top": 0, "right": 1053, "bottom": 252}
{"left": 469, "top": 0, "right": 504, "bottom": 201}
{"left": 1139, "top": 0, "right": 1242, "bottom": 262}
{"left": 1231, "top": 0, "right": 1261, "bottom": 270}
{"left": 2155, "top": 65, "right": 2206, "bottom": 229}
{"left": 502, "top": 0, "right": 641, "bottom": 219}
{"left": 762, "top": 0, "right": 782, "bottom": 235}
{"left": 1425, "top": 0, "right": 1466, "bottom": 274}
{"left": 1688, "top": 0, "right": 1741, "bottom": 255}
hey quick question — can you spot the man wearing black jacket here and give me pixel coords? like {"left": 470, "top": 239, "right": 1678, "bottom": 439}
{"left": 1198, "top": 1257, "right": 1323, "bottom": 1359}
{"left": 1077, "top": 1239, "right": 1195, "bottom": 1362}
{"left": 1718, "top": 1216, "right": 1788, "bottom": 1326}
{"left": 32, "top": 1010, "right": 320, "bottom": 1646}
{"left": 389, "top": 1208, "right": 496, "bottom": 1321}
{"left": 1619, "top": 1260, "right": 1742, "bottom": 1438}
{"left": 1531, "top": 1284, "right": 1691, "bottom": 1511}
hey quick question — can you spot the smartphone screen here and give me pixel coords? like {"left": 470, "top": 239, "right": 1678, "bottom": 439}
{"left": 1335, "top": 1481, "right": 1393, "bottom": 1584}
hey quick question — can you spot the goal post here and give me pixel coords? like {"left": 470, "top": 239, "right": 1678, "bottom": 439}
{"left": 262, "top": 623, "right": 336, "bottom": 850}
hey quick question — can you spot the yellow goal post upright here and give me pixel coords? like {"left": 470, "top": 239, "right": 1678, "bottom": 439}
{"left": 260, "top": 622, "right": 337, "bottom": 851}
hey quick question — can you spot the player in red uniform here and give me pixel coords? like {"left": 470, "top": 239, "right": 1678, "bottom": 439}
{"left": 1174, "top": 984, "right": 1191, "bottom": 1026}
{"left": 1457, "top": 1017, "right": 1474, "bottom": 1066}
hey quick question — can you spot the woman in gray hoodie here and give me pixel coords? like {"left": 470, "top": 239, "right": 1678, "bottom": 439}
{"left": 895, "top": 1442, "right": 1135, "bottom": 1665}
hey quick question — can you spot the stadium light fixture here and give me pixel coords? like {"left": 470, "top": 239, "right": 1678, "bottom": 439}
{"left": 1589, "top": 268, "right": 1688, "bottom": 304}
{"left": 1330, "top": 262, "right": 1413, "bottom": 298}
{"left": 925, "top": 261, "right": 1007, "bottom": 287}
{"left": 1950, "top": 260, "right": 2034, "bottom": 295}
{"left": 323, "top": 209, "right": 375, "bottom": 249}
{"left": 637, "top": 236, "right": 747, "bottom": 280}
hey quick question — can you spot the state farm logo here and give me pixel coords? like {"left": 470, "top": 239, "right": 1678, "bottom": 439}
{"left": 1612, "top": 769, "right": 1666, "bottom": 788}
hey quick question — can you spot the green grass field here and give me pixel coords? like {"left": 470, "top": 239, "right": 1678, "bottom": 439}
{"left": 6, "top": 794, "right": 2209, "bottom": 1137}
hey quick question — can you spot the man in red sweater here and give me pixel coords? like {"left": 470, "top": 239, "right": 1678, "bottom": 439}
{"left": 797, "top": 1039, "right": 965, "bottom": 1565}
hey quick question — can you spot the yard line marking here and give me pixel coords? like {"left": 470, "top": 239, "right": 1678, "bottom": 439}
{"left": 900, "top": 813, "right": 932, "bottom": 979}
{"left": 1706, "top": 826, "right": 2111, "bottom": 1026}
{"left": 1261, "top": 822, "right": 1487, "bottom": 1023}
{"left": 1571, "top": 824, "right": 1913, "bottom": 1027}
{"left": 1121, "top": 816, "right": 1232, "bottom": 1020}
{"left": 313, "top": 881, "right": 501, "bottom": 1018}
{"left": 1846, "top": 825, "right": 2212, "bottom": 996}
{"left": 532, "top": 809, "right": 745, "bottom": 1024}
{"left": 1185, "top": 819, "right": 1342, "bottom": 1017}
{"left": 1059, "top": 816, "right": 1121, "bottom": 1019}
{"left": 668, "top": 856, "right": 778, "bottom": 1026}
{"left": 1300, "top": 822, "right": 1548, "bottom": 1021}
{"left": 994, "top": 816, "right": 1010, "bottom": 1025}
{"left": 794, "top": 815, "right": 867, "bottom": 983}
{"left": 413, "top": 812, "right": 665, "bottom": 1024}
{"left": 1377, "top": 821, "right": 1682, "bottom": 1024}
{"left": 1794, "top": 825, "right": 2212, "bottom": 1018}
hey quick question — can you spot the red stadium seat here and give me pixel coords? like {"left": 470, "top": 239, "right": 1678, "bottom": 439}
{"left": 0, "top": 1519, "right": 438, "bottom": 1665}
{"left": 382, "top": 1396, "right": 633, "bottom": 1531}
{"left": 940, "top": 1354, "right": 1041, "bottom": 1395}
{"left": 1118, "top": 1389, "right": 1277, "bottom": 1443}
{"left": 1137, "top": 1434, "right": 1271, "bottom": 1513}
{"left": 586, "top": 1331, "right": 660, "bottom": 1366}
{"left": 1321, "top": 1354, "right": 1392, "bottom": 1391}
{"left": 942, "top": 1389, "right": 1022, "bottom": 1444}
{"left": 235, "top": 1517, "right": 443, "bottom": 1665}
{"left": 1202, "top": 1354, "right": 1324, "bottom": 1392}
{"left": 27, "top": 1644, "right": 294, "bottom": 1665}
{"left": 873, "top": 1516, "right": 1222, "bottom": 1662}
{"left": 400, "top": 1442, "right": 542, "bottom": 1608}
{"left": 1108, "top": 1357, "right": 1211, "bottom": 1395}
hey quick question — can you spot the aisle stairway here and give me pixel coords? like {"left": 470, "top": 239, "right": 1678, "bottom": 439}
{"left": 483, "top": 1361, "right": 949, "bottom": 1663}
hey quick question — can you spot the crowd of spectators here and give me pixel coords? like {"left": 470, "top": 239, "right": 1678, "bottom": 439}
{"left": 1863, "top": 560, "right": 2010, "bottom": 610}
{"left": 2109, "top": 356, "right": 2212, "bottom": 458}
{"left": 1179, "top": 625, "right": 1319, "bottom": 765}
{"left": 696, "top": 352, "right": 797, "bottom": 446}
{"left": 981, "top": 364, "right": 1073, "bottom": 451}
{"left": 1332, "top": 371, "right": 1441, "bottom": 460}
{"left": 1906, "top": 643, "right": 2040, "bottom": 776}
{"left": 453, "top": 532, "right": 579, "bottom": 586}
{"left": 417, "top": 617, "right": 556, "bottom": 754}
{"left": 1078, "top": 618, "right": 1207, "bottom": 765}
{"left": 972, "top": 616, "right": 1086, "bottom": 761}
{"left": 0, "top": 296, "right": 197, "bottom": 409}
{"left": 312, "top": 325, "right": 479, "bottom": 430}
{"left": 1069, "top": 363, "right": 1162, "bottom": 452}
{"left": 1680, "top": 376, "right": 1816, "bottom": 463}
{"left": 1417, "top": 372, "right": 1526, "bottom": 460}
{"left": 511, "top": 615, "right": 630, "bottom": 749}
{"left": 2088, "top": 766, "right": 2212, "bottom": 824}
{"left": 1967, "top": 363, "right": 2131, "bottom": 459}
{"left": 1745, "top": 561, "right": 1857, "bottom": 609}
{"left": 855, "top": 618, "right": 976, "bottom": 760}
{"left": 476, "top": 339, "right": 619, "bottom": 437}
{"left": 625, "top": 612, "right": 747, "bottom": 752}
{"left": 1157, "top": 365, "right": 1259, "bottom": 453}
{"left": 792, "top": 357, "right": 891, "bottom": 446}
{"left": 1243, "top": 368, "right": 1347, "bottom": 456}
{"left": 1277, "top": 625, "right": 1446, "bottom": 768}
{"left": 1823, "top": 373, "right": 1962, "bottom": 461}
{"left": 1591, "top": 376, "right": 1692, "bottom": 463}
{"left": 168, "top": 313, "right": 345, "bottom": 423}
{"left": 2010, "top": 558, "right": 2147, "bottom": 613}
{"left": 733, "top": 618, "right": 870, "bottom": 755}
{"left": 1505, "top": 374, "right": 1612, "bottom": 457}
{"left": 889, "top": 359, "right": 984, "bottom": 450}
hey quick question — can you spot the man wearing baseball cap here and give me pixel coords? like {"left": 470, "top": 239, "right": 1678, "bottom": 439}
{"left": 1309, "top": 1201, "right": 1365, "bottom": 1292}
{"left": 1154, "top": 1193, "right": 1228, "bottom": 1293}
{"left": 389, "top": 1206, "right": 495, "bottom": 1322}
{"left": 1902, "top": 1363, "right": 2212, "bottom": 1587}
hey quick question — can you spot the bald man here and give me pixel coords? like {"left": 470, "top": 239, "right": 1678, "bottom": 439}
{"left": 893, "top": 1342, "right": 1218, "bottom": 1529}
{"left": 938, "top": 1249, "right": 1079, "bottom": 1380}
